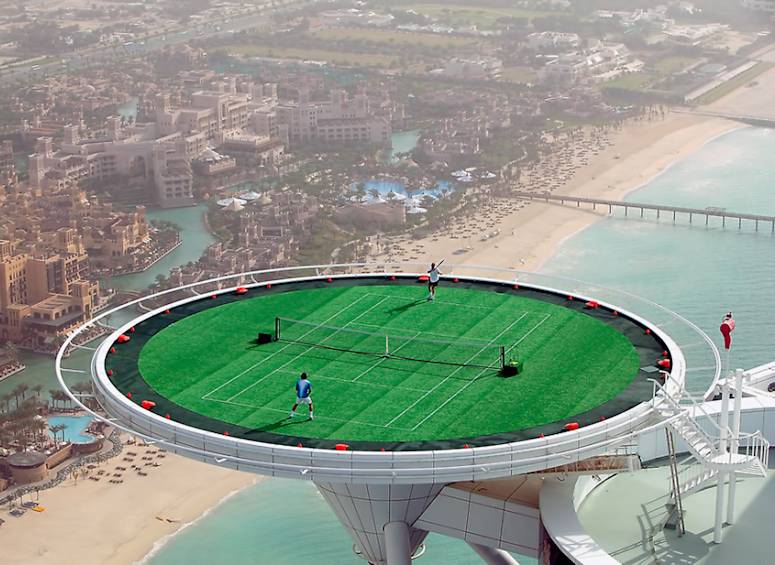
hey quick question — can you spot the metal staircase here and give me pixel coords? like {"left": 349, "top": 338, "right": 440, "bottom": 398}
{"left": 652, "top": 381, "right": 769, "bottom": 499}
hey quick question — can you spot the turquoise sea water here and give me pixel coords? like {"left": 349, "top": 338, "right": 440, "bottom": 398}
{"left": 148, "top": 127, "right": 775, "bottom": 565}
{"left": 544, "top": 126, "right": 775, "bottom": 394}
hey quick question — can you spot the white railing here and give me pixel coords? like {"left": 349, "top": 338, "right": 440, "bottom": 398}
{"left": 53, "top": 264, "right": 717, "bottom": 483}
{"left": 729, "top": 430, "right": 770, "bottom": 472}
{"left": 671, "top": 456, "right": 716, "bottom": 498}
{"left": 652, "top": 379, "right": 726, "bottom": 444}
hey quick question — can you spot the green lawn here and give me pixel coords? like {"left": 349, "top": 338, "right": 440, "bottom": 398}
{"left": 501, "top": 66, "right": 537, "bottom": 84}
{"left": 602, "top": 71, "right": 657, "bottom": 92}
{"left": 227, "top": 44, "right": 401, "bottom": 68}
{"left": 136, "top": 284, "right": 640, "bottom": 444}
{"left": 309, "top": 27, "right": 480, "bottom": 48}
{"left": 402, "top": 3, "right": 565, "bottom": 26}
{"left": 653, "top": 56, "right": 698, "bottom": 74}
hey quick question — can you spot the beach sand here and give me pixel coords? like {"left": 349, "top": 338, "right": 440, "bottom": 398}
{"left": 0, "top": 442, "right": 256, "bottom": 565}
{"left": 370, "top": 113, "right": 740, "bottom": 275}
{"left": 1, "top": 78, "right": 764, "bottom": 565}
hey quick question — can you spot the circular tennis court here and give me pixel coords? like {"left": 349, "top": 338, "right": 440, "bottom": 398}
{"left": 104, "top": 276, "right": 669, "bottom": 450}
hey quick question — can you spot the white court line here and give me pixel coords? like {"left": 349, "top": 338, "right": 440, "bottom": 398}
{"left": 504, "top": 313, "right": 551, "bottom": 355}
{"left": 383, "top": 313, "right": 527, "bottom": 428}
{"left": 347, "top": 320, "right": 523, "bottom": 344}
{"left": 366, "top": 293, "right": 515, "bottom": 311}
{"left": 410, "top": 313, "right": 552, "bottom": 431}
{"left": 274, "top": 367, "right": 428, "bottom": 393}
{"left": 225, "top": 296, "right": 391, "bottom": 402}
{"left": 202, "top": 293, "right": 373, "bottom": 400}
{"left": 206, "top": 397, "right": 413, "bottom": 431}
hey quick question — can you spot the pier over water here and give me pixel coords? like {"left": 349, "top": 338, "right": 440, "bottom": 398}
{"left": 514, "top": 191, "right": 775, "bottom": 231}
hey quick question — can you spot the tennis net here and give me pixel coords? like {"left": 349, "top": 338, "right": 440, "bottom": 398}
{"left": 274, "top": 317, "right": 506, "bottom": 370}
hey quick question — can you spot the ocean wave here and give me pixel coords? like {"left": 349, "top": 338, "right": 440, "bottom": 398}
{"left": 135, "top": 482, "right": 256, "bottom": 565}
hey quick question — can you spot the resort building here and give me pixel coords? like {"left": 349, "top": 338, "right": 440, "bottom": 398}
{"left": 0, "top": 242, "right": 99, "bottom": 348}
{"left": 741, "top": 0, "right": 775, "bottom": 11}
{"left": 26, "top": 121, "right": 199, "bottom": 208}
{"left": 525, "top": 32, "right": 581, "bottom": 51}
{"left": 273, "top": 89, "right": 391, "bottom": 147}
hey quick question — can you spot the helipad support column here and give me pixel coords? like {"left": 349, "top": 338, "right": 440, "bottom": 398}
{"left": 315, "top": 482, "right": 441, "bottom": 565}
{"left": 385, "top": 522, "right": 412, "bottom": 565}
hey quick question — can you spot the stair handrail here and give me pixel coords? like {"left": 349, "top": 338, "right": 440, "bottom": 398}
{"left": 651, "top": 378, "right": 728, "bottom": 436}
{"left": 733, "top": 430, "right": 770, "bottom": 470}
{"left": 650, "top": 379, "right": 720, "bottom": 458}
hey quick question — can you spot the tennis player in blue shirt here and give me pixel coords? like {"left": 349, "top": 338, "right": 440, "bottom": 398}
{"left": 290, "top": 372, "right": 314, "bottom": 420}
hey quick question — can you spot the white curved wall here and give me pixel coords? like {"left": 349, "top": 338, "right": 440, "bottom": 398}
{"left": 86, "top": 273, "right": 683, "bottom": 484}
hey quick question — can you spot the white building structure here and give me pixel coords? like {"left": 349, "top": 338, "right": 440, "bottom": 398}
{"left": 56, "top": 265, "right": 770, "bottom": 565}
{"left": 741, "top": 0, "right": 775, "bottom": 12}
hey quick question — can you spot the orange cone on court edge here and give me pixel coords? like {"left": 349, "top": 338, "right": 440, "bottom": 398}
{"left": 117, "top": 334, "right": 130, "bottom": 344}
{"left": 107, "top": 369, "right": 113, "bottom": 376}
{"left": 141, "top": 400, "right": 156, "bottom": 410}
{"left": 235, "top": 287, "right": 248, "bottom": 295}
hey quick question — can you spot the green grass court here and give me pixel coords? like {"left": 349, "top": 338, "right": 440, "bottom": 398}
{"left": 109, "top": 279, "right": 663, "bottom": 450}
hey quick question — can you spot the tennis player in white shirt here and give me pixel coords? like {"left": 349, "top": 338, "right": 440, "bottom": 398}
{"left": 427, "top": 262, "right": 442, "bottom": 301}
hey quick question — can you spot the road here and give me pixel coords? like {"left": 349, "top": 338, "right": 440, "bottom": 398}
{"left": 0, "top": 0, "right": 318, "bottom": 84}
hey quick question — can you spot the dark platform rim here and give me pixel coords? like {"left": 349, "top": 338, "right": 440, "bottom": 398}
{"left": 102, "top": 275, "right": 670, "bottom": 452}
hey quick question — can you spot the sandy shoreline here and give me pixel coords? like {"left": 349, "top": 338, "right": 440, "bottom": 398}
{"left": 3, "top": 66, "right": 772, "bottom": 564}
{"left": 0, "top": 115, "right": 738, "bottom": 565}
{"left": 370, "top": 112, "right": 741, "bottom": 275}
{"left": 0, "top": 441, "right": 256, "bottom": 565}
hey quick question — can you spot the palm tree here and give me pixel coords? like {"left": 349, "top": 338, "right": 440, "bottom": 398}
{"left": 18, "top": 383, "right": 29, "bottom": 401}
{"left": 49, "top": 423, "right": 66, "bottom": 444}
{"left": 0, "top": 393, "right": 12, "bottom": 413}
{"left": 11, "top": 384, "right": 23, "bottom": 409}
{"left": 32, "top": 418, "right": 47, "bottom": 444}
{"left": 31, "top": 384, "right": 43, "bottom": 399}
{"left": 49, "top": 389, "right": 61, "bottom": 410}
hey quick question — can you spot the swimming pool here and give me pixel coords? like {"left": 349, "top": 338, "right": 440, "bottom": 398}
{"left": 48, "top": 415, "right": 96, "bottom": 444}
